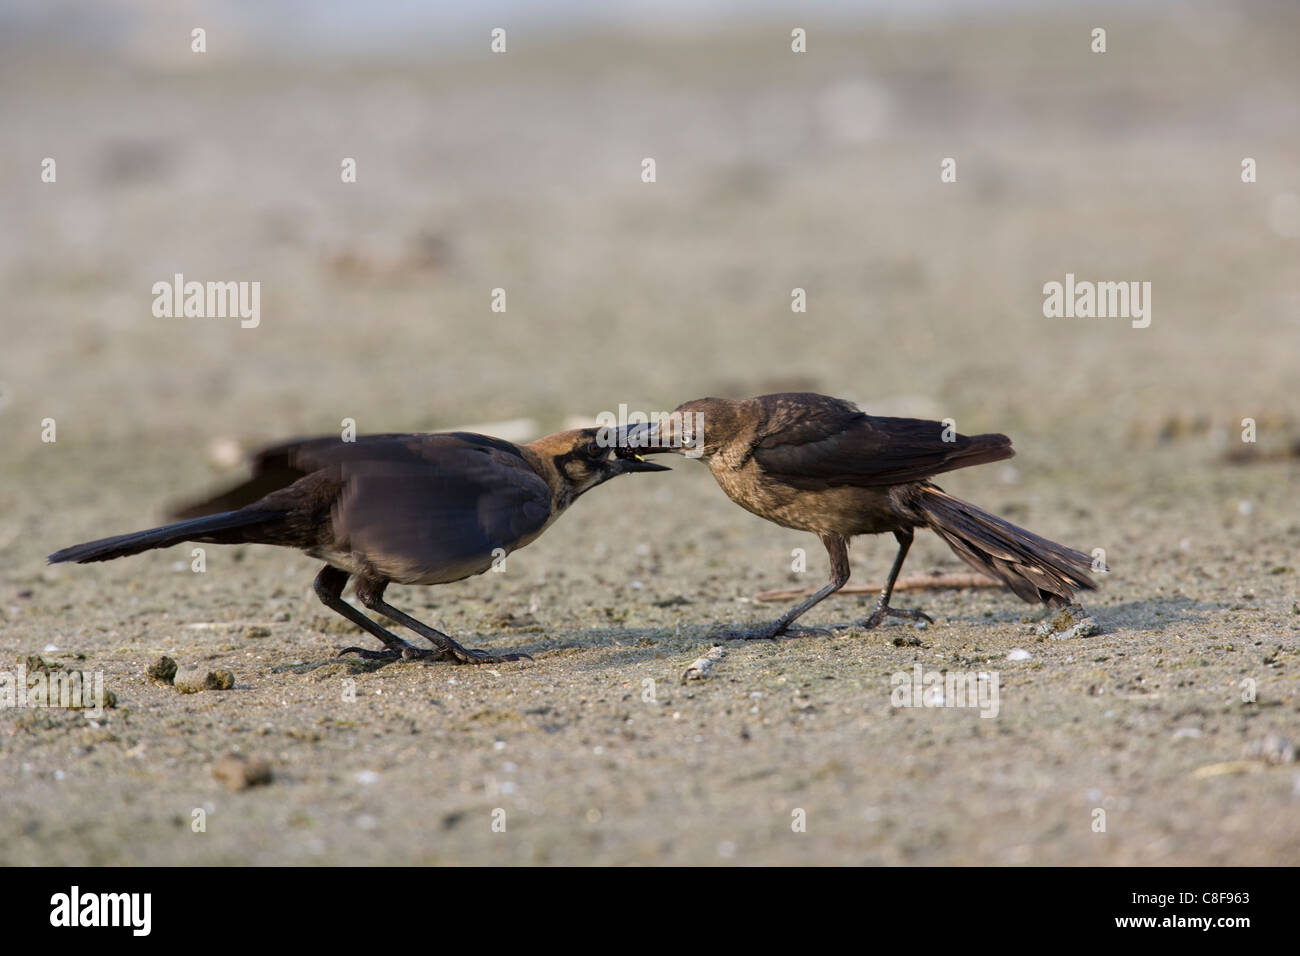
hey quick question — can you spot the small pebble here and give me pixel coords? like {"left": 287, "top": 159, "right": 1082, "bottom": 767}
{"left": 173, "top": 666, "right": 235, "bottom": 694}
{"left": 146, "top": 656, "right": 178, "bottom": 685}
{"left": 212, "top": 752, "right": 273, "bottom": 791}
{"left": 1036, "top": 604, "right": 1100, "bottom": 640}
{"left": 1007, "top": 648, "right": 1032, "bottom": 661}
{"left": 682, "top": 645, "right": 726, "bottom": 683}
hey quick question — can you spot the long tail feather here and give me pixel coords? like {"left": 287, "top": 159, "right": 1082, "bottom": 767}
{"left": 48, "top": 509, "right": 283, "bottom": 564}
{"left": 916, "top": 486, "right": 1097, "bottom": 605}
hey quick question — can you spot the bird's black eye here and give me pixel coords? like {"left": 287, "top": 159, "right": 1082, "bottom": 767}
{"left": 584, "top": 441, "right": 605, "bottom": 460}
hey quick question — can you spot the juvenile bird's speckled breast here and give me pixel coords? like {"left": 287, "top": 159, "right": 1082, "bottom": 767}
{"left": 707, "top": 458, "right": 921, "bottom": 536}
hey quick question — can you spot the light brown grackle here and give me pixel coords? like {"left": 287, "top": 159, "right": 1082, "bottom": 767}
{"left": 621, "top": 392, "right": 1098, "bottom": 639}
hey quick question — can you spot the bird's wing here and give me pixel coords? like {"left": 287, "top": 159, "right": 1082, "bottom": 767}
{"left": 322, "top": 437, "right": 554, "bottom": 581}
{"left": 751, "top": 397, "right": 1014, "bottom": 489}
{"left": 169, "top": 431, "right": 521, "bottom": 519}
{"left": 168, "top": 434, "right": 406, "bottom": 518}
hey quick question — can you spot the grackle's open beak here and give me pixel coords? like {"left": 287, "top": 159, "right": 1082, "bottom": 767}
{"left": 610, "top": 451, "right": 671, "bottom": 474}
{"left": 613, "top": 421, "right": 674, "bottom": 459}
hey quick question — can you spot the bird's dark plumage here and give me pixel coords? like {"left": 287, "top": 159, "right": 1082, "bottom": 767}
{"left": 750, "top": 393, "right": 1014, "bottom": 489}
{"left": 47, "top": 509, "right": 285, "bottom": 564}
{"left": 50, "top": 426, "right": 667, "bottom": 664}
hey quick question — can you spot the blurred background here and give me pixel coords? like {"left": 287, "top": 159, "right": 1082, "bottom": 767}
{"left": 3, "top": 0, "right": 1296, "bottom": 449}
{"left": 0, "top": 0, "right": 1297, "bottom": 865}
{"left": 4, "top": 0, "right": 1298, "bottom": 582}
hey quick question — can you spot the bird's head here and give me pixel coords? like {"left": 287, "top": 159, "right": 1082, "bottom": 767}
{"left": 526, "top": 426, "right": 670, "bottom": 506}
{"left": 614, "top": 397, "right": 739, "bottom": 464}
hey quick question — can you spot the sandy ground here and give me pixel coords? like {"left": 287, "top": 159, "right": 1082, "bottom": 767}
{"left": 1, "top": 7, "right": 1298, "bottom": 864}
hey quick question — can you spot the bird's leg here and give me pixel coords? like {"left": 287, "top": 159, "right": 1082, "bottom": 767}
{"left": 858, "top": 530, "right": 934, "bottom": 629}
{"left": 714, "top": 534, "right": 850, "bottom": 641}
{"left": 313, "top": 565, "right": 440, "bottom": 661}
{"left": 353, "top": 577, "right": 532, "bottom": 665}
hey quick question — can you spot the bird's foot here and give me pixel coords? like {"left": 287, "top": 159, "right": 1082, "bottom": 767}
{"left": 442, "top": 640, "right": 533, "bottom": 665}
{"left": 337, "top": 643, "right": 447, "bottom": 663}
{"left": 710, "top": 622, "right": 834, "bottom": 642}
{"left": 338, "top": 641, "right": 530, "bottom": 664}
{"left": 338, "top": 645, "right": 400, "bottom": 662}
{"left": 856, "top": 605, "right": 934, "bottom": 630}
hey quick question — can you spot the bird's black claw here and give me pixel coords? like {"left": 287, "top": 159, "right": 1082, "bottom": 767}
{"left": 711, "top": 623, "right": 833, "bottom": 642}
{"left": 858, "top": 606, "right": 934, "bottom": 630}
{"left": 337, "top": 642, "right": 529, "bottom": 665}
{"left": 449, "top": 645, "right": 533, "bottom": 665}
{"left": 337, "top": 645, "right": 403, "bottom": 661}
{"left": 399, "top": 646, "right": 452, "bottom": 662}
{"left": 340, "top": 643, "right": 445, "bottom": 662}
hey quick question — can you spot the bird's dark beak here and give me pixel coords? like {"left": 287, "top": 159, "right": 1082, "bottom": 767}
{"left": 611, "top": 453, "right": 671, "bottom": 474}
{"left": 613, "top": 421, "right": 673, "bottom": 458}
{"left": 604, "top": 424, "right": 671, "bottom": 472}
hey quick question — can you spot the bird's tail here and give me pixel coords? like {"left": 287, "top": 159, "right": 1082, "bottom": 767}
{"left": 914, "top": 485, "right": 1098, "bottom": 606}
{"left": 48, "top": 509, "right": 284, "bottom": 564}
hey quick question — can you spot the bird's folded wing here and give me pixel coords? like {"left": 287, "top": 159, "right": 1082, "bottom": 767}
{"left": 329, "top": 447, "right": 553, "bottom": 579}
{"left": 753, "top": 412, "right": 1014, "bottom": 489}
{"left": 173, "top": 432, "right": 552, "bottom": 578}
{"left": 169, "top": 431, "right": 523, "bottom": 519}
{"left": 169, "top": 433, "right": 407, "bottom": 518}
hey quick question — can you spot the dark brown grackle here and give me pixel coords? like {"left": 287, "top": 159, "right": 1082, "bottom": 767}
{"left": 621, "top": 392, "right": 1098, "bottom": 639}
{"left": 50, "top": 427, "right": 667, "bottom": 663}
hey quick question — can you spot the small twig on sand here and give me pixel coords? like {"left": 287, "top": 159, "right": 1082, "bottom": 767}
{"left": 1191, "top": 761, "right": 1265, "bottom": 779}
{"left": 753, "top": 572, "right": 1001, "bottom": 604}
